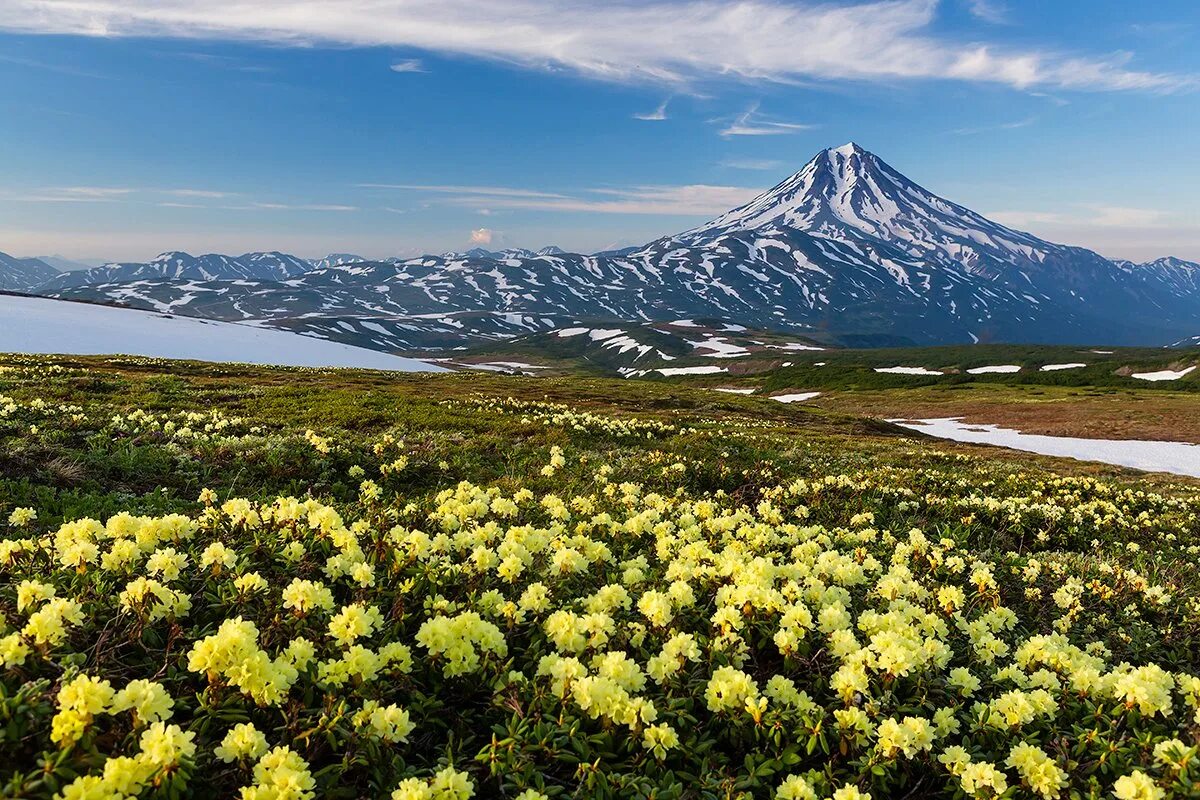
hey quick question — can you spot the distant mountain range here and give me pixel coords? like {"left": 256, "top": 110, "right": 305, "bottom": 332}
{"left": 0, "top": 252, "right": 59, "bottom": 292}
{"left": 6, "top": 142, "right": 1200, "bottom": 352}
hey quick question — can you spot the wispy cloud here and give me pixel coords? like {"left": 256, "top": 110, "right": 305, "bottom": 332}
{"left": 949, "top": 115, "right": 1037, "bottom": 135}
{"left": 159, "top": 50, "right": 274, "bottom": 73}
{"left": 719, "top": 158, "right": 785, "bottom": 171}
{"left": 633, "top": 98, "right": 670, "bottom": 121}
{"left": 1086, "top": 205, "right": 1175, "bottom": 228}
{"left": 718, "top": 104, "right": 814, "bottom": 137}
{"left": 356, "top": 183, "right": 568, "bottom": 199}
{"left": 1029, "top": 91, "right": 1069, "bottom": 107}
{"left": 5, "top": 185, "right": 360, "bottom": 210}
{"left": 965, "top": 0, "right": 1008, "bottom": 25}
{"left": 12, "top": 185, "right": 134, "bottom": 202}
{"left": 988, "top": 204, "right": 1198, "bottom": 260}
{"left": 389, "top": 58, "right": 427, "bottom": 73}
{"left": 0, "top": 52, "right": 109, "bottom": 79}
{"left": 428, "top": 183, "right": 762, "bottom": 216}
{"left": 248, "top": 202, "right": 357, "bottom": 212}
{"left": 54, "top": 186, "right": 135, "bottom": 198}
{"left": 990, "top": 204, "right": 1179, "bottom": 230}
{"left": 0, "top": 0, "right": 1191, "bottom": 93}
{"left": 165, "top": 188, "right": 234, "bottom": 198}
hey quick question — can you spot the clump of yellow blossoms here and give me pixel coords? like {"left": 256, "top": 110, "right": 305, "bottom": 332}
{"left": 3, "top": 431, "right": 1200, "bottom": 799}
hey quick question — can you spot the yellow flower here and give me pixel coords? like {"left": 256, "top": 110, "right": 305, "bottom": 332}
{"left": 354, "top": 700, "right": 416, "bottom": 743}
{"left": 1006, "top": 743, "right": 1067, "bottom": 799}
{"left": 138, "top": 722, "right": 196, "bottom": 769}
{"left": 244, "top": 746, "right": 316, "bottom": 800}
{"left": 16, "top": 579, "right": 55, "bottom": 612}
{"left": 430, "top": 766, "right": 474, "bottom": 799}
{"left": 416, "top": 611, "right": 507, "bottom": 676}
{"left": 0, "top": 633, "right": 31, "bottom": 667}
{"left": 776, "top": 775, "right": 817, "bottom": 800}
{"left": 705, "top": 666, "right": 758, "bottom": 714}
{"left": 51, "top": 674, "right": 114, "bottom": 746}
{"left": 234, "top": 572, "right": 270, "bottom": 594}
{"left": 958, "top": 761, "right": 1008, "bottom": 798}
{"left": 1111, "top": 771, "right": 1164, "bottom": 800}
{"left": 875, "top": 716, "right": 934, "bottom": 759}
{"left": 281, "top": 578, "right": 335, "bottom": 614}
{"left": 23, "top": 597, "right": 84, "bottom": 646}
{"left": 214, "top": 722, "right": 269, "bottom": 762}
{"left": 200, "top": 541, "right": 237, "bottom": 571}
{"left": 392, "top": 779, "right": 433, "bottom": 800}
{"left": 938, "top": 746, "right": 972, "bottom": 776}
{"left": 111, "top": 679, "right": 174, "bottom": 725}
{"left": 642, "top": 723, "right": 679, "bottom": 759}
{"left": 832, "top": 786, "right": 871, "bottom": 800}
{"left": 1111, "top": 665, "right": 1174, "bottom": 717}
{"left": 328, "top": 603, "right": 384, "bottom": 646}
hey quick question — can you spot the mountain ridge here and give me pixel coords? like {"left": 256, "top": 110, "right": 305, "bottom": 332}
{"left": 16, "top": 143, "right": 1200, "bottom": 351}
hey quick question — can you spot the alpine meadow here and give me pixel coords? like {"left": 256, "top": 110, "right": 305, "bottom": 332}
{"left": 2, "top": 2, "right": 1200, "bottom": 800}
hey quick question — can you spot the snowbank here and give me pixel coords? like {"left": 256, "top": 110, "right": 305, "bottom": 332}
{"left": 0, "top": 295, "right": 444, "bottom": 371}
{"left": 893, "top": 417, "right": 1200, "bottom": 479}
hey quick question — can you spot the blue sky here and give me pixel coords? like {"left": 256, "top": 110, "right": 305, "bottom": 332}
{"left": 0, "top": 0, "right": 1196, "bottom": 262}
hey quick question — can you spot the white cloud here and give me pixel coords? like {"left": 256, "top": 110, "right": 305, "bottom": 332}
{"left": 389, "top": 58, "right": 426, "bottom": 73}
{"left": 0, "top": 0, "right": 1190, "bottom": 93}
{"left": 965, "top": 0, "right": 1008, "bottom": 24}
{"left": 719, "top": 104, "right": 814, "bottom": 137}
{"left": 469, "top": 227, "right": 494, "bottom": 244}
{"left": 633, "top": 98, "right": 669, "bottom": 121}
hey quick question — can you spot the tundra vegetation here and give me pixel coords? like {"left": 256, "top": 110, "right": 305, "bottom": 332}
{"left": 1, "top": 354, "right": 1198, "bottom": 800}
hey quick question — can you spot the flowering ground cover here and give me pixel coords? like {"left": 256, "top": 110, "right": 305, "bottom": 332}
{"left": 1, "top": 354, "right": 1199, "bottom": 799}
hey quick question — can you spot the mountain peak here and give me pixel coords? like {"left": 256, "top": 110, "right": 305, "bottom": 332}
{"left": 676, "top": 142, "right": 1055, "bottom": 272}
{"left": 827, "top": 141, "right": 866, "bottom": 157}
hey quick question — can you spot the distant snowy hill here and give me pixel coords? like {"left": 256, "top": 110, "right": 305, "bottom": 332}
{"left": 0, "top": 294, "right": 445, "bottom": 371}
{"left": 40, "top": 250, "right": 312, "bottom": 291}
{"left": 24, "top": 143, "right": 1200, "bottom": 350}
{"left": 0, "top": 252, "right": 59, "bottom": 292}
{"left": 311, "top": 253, "right": 368, "bottom": 270}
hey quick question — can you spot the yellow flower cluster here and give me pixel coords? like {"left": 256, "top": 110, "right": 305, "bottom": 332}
{"left": 4, "top": 434, "right": 1200, "bottom": 799}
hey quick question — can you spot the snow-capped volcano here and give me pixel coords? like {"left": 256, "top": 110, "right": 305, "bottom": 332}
{"left": 677, "top": 142, "right": 1051, "bottom": 275}
{"left": 22, "top": 143, "right": 1200, "bottom": 350}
